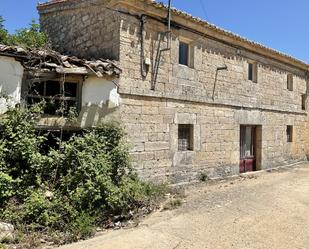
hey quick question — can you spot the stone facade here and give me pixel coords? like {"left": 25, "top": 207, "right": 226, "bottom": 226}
{"left": 39, "top": 0, "right": 121, "bottom": 60}
{"left": 39, "top": 0, "right": 309, "bottom": 184}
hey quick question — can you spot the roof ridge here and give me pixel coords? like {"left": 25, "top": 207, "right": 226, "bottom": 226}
{"left": 148, "top": 0, "right": 308, "bottom": 67}
{"left": 38, "top": 0, "right": 308, "bottom": 69}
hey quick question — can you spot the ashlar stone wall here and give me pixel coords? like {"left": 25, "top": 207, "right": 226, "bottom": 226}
{"left": 119, "top": 95, "right": 307, "bottom": 183}
{"left": 117, "top": 12, "right": 307, "bottom": 114}
{"left": 39, "top": 0, "right": 309, "bottom": 183}
{"left": 116, "top": 5, "right": 308, "bottom": 183}
{"left": 39, "top": 0, "right": 121, "bottom": 60}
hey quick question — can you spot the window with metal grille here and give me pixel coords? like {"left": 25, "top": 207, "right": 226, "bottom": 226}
{"left": 287, "top": 125, "right": 293, "bottom": 143}
{"left": 287, "top": 74, "right": 293, "bottom": 91}
{"left": 178, "top": 124, "right": 193, "bottom": 151}
{"left": 179, "top": 42, "right": 189, "bottom": 66}
{"left": 27, "top": 80, "right": 79, "bottom": 116}
{"left": 248, "top": 62, "right": 257, "bottom": 83}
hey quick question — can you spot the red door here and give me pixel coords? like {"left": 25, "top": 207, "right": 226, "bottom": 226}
{"left": 240, "top": 126, "right": 256, "bottom": 173}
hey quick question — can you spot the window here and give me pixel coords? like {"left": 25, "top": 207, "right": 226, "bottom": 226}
{"left": 248, "top": 62, "right": 258, "bottom": 83}
{"left": 27, "top": 80, "right": 79, "bottom": 116}
{"left": 287, "top": 74, "right": 293, "bottom": 91}
{"left": 179, "top": 41, "right": 189, "bottom": 66}
{"left": 302, "top": 94, "right": 307, "bottom": 110}
{"left": 287, "top": 126, "right": 293, "bottom": 143}
{"left": 178, "top": 124, "right": 193, "bottom": 151}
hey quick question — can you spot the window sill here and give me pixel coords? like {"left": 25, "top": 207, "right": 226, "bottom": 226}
{"left": 178, "top": 63, "right": 194, "bottom": 69}
{"left": 176, "top": 150, "right": 195, "bottom": 155}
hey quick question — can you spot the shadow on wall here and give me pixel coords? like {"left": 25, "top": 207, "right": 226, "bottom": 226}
{"left": 79, "top": 76, "right": 120, "bottom": 127}
{"left": 78, "top": 101, "right": 118, "bottom": 128}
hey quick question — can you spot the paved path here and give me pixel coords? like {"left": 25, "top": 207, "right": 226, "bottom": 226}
{"left": 59, "top": 163, "right": 309, "bottom": 249}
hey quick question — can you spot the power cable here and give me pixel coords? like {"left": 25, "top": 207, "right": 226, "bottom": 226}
{"left": 199, "top": 0, "right": 209, "bottom": 21}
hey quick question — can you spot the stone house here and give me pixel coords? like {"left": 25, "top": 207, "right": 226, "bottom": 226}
{"left": 37, "top": 0, "right": 309, "bottom": 184}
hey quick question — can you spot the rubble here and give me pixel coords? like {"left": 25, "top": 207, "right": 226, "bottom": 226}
{"left": 0, "top": 222, "right": 14, "bottom": 241}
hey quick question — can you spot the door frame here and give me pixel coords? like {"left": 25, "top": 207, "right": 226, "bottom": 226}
{"left": 240, "top": 125, "right": 257, "bottom": 173}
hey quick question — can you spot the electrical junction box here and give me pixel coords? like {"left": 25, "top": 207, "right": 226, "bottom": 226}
{"left": 144, "top": 58, "right": 151, "bottom": 66}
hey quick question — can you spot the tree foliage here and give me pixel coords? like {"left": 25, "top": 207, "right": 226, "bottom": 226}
{"left": 0, "top": 16, "right": 9, "bottom": 44}
{"left": 0, "top": 16, "right": 48, "bottom": 48}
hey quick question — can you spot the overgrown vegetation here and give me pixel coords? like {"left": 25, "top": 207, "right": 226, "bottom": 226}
{"left": 0, "top": 16, "right": 48, "bottom": 48}
{"left": 0, "top": 105, "right": 166, "bottom": 247}
{"left": 0, "top": 16, "right": 166, "bottom": 248}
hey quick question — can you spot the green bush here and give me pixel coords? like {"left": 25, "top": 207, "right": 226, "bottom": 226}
{"left": 0, "top": 107, "right": 48, "bottom": 194}
{"left": 0, "top": 244, "right": 6, "bottom": 249}
{"left": 0, "top": 106, "right": 165, "bottom": 244}
{"left": 47, "top": 122, "right": 138, "bottom": 214}
{"left": 70, "top": 212, "right": 95, "bottom": 240}
{"left": 0, "top": 172, "right": 14, "bottom": 204}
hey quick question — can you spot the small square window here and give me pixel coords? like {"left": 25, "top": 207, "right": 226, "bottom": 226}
{"left": 287, "top": 125, "right": 293, "bottom": 143}
{"left": 287, "top": 74, "right": 293, "bottom": 91}
{"left": 178, "top": 124, "right": 194, "bottom": 151}
{"left": 179, "top": 42, "right": 189, "bottom": 66}
{"left": 248, "top": 62, "right": 258, "bottom": 83}
{"left": 302, "top": 94, "right": 307, "bottom": 110}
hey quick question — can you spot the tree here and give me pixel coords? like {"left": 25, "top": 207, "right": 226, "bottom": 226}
{"left": 0, "top": 16, "right": 9, "bottom": 44}
{"left": 0, "top": 16, "right": 49, "bottom": 48}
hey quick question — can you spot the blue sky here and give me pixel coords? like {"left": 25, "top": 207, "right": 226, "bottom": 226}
{"left": 0, "top": 0, "right": 308, "bottom": 62}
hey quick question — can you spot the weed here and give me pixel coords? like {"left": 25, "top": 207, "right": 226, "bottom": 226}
{"left": 200, "top": 172, "right": 209, "bottom": 182}
{"left": 163, "top": 198, "right": 183, "bottom": 210}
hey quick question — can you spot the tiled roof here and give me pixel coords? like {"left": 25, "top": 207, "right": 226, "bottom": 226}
{"left": 38, "top": 0, "right": 308, "bottom": 69}
{"left": 146, "top": 0, "right": 308, "bottom": 68}
{"left": 38, "top": 0, "right": 67, "bottom": 7}
{"left": 0, "top": 44, "right": 122, "bottom": 77}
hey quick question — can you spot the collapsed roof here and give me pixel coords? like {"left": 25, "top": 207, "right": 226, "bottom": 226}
{"left": 0, "top": 44, "right": 122, "bottom": 77}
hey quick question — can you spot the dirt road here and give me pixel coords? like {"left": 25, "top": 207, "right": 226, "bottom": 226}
{"left": 59, "top": 163, "right": 309, "bottom": 249}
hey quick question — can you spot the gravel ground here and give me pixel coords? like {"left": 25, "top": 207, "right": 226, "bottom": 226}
{"left": 57, "top": 162, "right": 309, "bottom": 249}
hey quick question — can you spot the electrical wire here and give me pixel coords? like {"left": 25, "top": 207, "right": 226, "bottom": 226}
{"left": 199, "top": 0, "right": 209, "bottom": 21}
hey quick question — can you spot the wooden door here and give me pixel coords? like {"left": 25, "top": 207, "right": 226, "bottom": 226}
{"left": 240, "top": 126, "right": 256, "bottom": 173}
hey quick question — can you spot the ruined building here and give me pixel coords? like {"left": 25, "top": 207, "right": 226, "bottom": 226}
{"left": 3, "top": 0, "right": 309, "bottom": 184}
{"left": 0, "top": 45, "right": 121, "bottom": 131}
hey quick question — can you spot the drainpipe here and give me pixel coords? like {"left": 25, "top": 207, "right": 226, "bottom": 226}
{"left": 140, "top": 15, "right": 147, "bottom": 78}
{"left": 166, "top": 0, "right": 172, "bottom": 49}
{"left": 212, "top": 65, "right": 228, "bottom": 101}
{"left": 161, "top": 0, "right": 172, "bottom": 52}
{"left": 307, "top": 70, "right": 309, "bottom": 95}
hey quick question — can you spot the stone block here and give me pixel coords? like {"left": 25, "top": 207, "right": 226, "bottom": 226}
{"left": 174, "top": 113, "right": 197, "bottom": 124}
{"left": 0, "top": 222, "right": 14, "bottom": 241}
{"left": 145, "top": 142, "right": 170, "bottom": 151}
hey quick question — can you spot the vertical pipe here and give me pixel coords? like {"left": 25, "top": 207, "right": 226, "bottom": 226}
{"left": 167, "top": 0, "right": 172, "bottom": 48}
{"left": 168, "top": 0, "right": 171, "bottom": 32}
